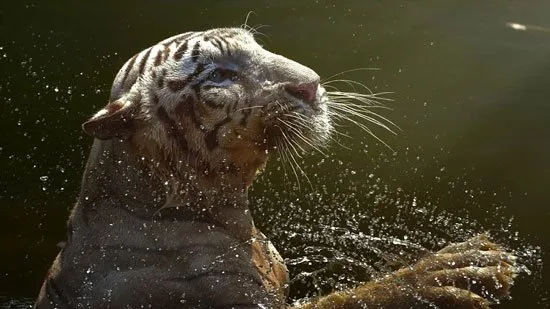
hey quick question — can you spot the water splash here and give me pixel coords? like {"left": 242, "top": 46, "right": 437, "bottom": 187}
{"left": 250, "top": 145, "right": 544, "bottom": 302}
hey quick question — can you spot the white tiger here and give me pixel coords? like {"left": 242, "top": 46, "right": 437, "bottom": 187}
{"left": 35, "top": 28, "right": 516, "bottom": 309}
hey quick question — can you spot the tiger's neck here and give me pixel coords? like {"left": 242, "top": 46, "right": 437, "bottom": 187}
{"left": 76, "top": 138, "right": 257, "bottom": 241}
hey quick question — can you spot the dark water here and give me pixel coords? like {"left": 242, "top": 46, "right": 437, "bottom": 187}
{"left": 1, "top": 1, "right": 549, "bottom": 308}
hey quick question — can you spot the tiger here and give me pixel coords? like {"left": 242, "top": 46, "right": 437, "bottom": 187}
{"left": 35, "top": 27, "right": 517, "bottom": 309}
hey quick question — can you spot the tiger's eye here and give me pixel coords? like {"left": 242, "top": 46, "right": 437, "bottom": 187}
{"left": 209, "top": 70, "right": 222, "bottom": 82}
{"left": 208, "top": 69, "right": 237, "bottom": 83}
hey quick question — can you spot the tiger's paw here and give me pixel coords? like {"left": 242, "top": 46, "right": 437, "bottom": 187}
{"left": 400, "top": 234, "right": 517, "bottom": 308}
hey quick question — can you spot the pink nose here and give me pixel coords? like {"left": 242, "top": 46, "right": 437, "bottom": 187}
{"left": 285, "top": 81, "right": 319, "bottom": 105}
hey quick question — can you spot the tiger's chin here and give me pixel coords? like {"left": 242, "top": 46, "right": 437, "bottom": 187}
{"left": 216, "top": 121, "right": 328, "bottom": 188}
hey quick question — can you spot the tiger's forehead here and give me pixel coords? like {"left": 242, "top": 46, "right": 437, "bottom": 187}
{"left": 159, "top": 28, "right": 259, "bottom": 62}
{"left": 202, "top": 27, "right": 255, "bottom": 41}
{"left": 201, "top": 28, "right": 261, "bottom": 62}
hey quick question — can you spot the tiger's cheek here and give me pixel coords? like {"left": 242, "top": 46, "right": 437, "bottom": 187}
{"left": 201, "top": 87, "right": 240, "bottom": 109}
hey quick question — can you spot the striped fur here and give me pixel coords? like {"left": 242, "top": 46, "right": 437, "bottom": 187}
{"left": 90, "top": 27, "right": 331, "bottom": 186}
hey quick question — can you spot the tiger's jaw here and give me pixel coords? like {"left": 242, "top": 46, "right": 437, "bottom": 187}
{"left": 209, "top": 84, "right": 333, "bottom": 184}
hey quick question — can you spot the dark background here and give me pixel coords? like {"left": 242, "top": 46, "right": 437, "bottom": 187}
{"left": 1, "top": 1, "right": 549, "bottom": 308}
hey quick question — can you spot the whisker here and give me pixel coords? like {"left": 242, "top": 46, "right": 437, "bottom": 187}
{"left": 328, "top": 132, "right": 353, "bottom": 150}
{"left": 323, "top": 79, "right": 374, "bottom": 94}
{"left": 278, "top": 135, "right": 301, "bottom": 190}
{"left": 249, "top": 24, "right": 270, "bottom": 40}
{"left": 321, "top": 68, "right": 381, "bottom": 83}
{"left": 328, "top": 104, "right": 399, "bottom": 134}
{"left": 329, "top": 101, "right": 392, "bottom": 111}
{"left": 234, "top": 105, "right": 263, "bottom": 113}
{"left": 242, "top": 11, "right": 256, "bottom": 30}
{"left": 279, "top": 129, "right": 303, "bottom": 158}
{"left": 277, "top": 121, "right": 309, "bottom": 155}
{"left": 241, "top": 12, "right": 270, "bottom": 39}
{"left": 275, "top": 137, "right": 291, "bottom": 188}
{"left": 327, "top": 90, "right": 394, "bottom": 103}
{"left": 280, "top": 133, "right": 313, "bottom": 191}
{"left": 284, "top": 113, "right": 352, "bottom": 151}
{"left": 329, "top": 111, "right": 394, "bottom": 151}
{"left": 327, "top": 100, "right": 398, "bottom": 131}
{"left": 278, "top": 118, "right": 329, "bottom": 157}
{"left": 274, "top": 135, "right": 291, "bottom": 190}
{"left": 323, "top": 87, "right": 400, "bottom": 149}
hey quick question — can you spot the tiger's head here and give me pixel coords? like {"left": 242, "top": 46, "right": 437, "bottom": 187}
{"left": 83, "top": 28, "right": 332, "bottom": 189}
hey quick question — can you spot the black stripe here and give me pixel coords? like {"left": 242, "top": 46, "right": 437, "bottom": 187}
{"left": 191, "top": 83, "right": 202, "bottom": 99}
{"left": 167, "top": 60, "right": 206, "bottom": 93}
{"left": 215, "top": 29, "right": 239, "bottom": 40}
{"left": 157, "top": 76, "right": 164, "bottom": 89}
{"left": 190, "top": 42, "right": 201, "bottom": 62}
{"left": 240, "top": 100, "right": 252, "bottom": 126}
{"left": 218, "top": 36, "right": 230, "bottom": 46}
{"left": 175, "top": 97, "right": 202, "bottom": 129}
{"left": 204, "top": 97, "right": 224, "bottom": 109}
{"left": 173, "top": 40, "right": 189, "bottom": 61}
{"left": 225, "top": 102, "right": 233, "bottom": 115}
{"left": 205, "top": 117, "right": 231, "bottom": 151}
{"left": 161, "top": 31, "right": 196, "bottom": 46}
{"left": 138, "top": 47, "right": 153, "bottom": 76}
{"left": 240, "top": 109, "right": 251, "bottom": 126}
{"left": 189, "top": 62, "right": 205, "bottom": 81}
{"left": 157, "top": 106, "right": 189, "bottom": 153}
{"left": 167, "top": 79, "right": 188, "bottom": 92}
{"left": 151, "top": 94, "right": 159, "bottom": 105}
{"left": 154, "top": 48, "right": 163, "bottom": 66}
{"left": 181, "top": 62, "right": 207, "bottom": 96}
{"left": 211, "top": 38, "right": 225, "bottom": 54}
{"left": 162, "top": 44, "right": 171, "bottom": 62}
{"left": 121, "top": 54, "right": 138, "bottom": 86}
{"left": 218, "top": 37, "right": 232, "bottom": 57}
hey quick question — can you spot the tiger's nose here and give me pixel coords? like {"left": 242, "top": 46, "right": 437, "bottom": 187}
{"left": 285, "top": 81, "right": 319, "bottom": 105}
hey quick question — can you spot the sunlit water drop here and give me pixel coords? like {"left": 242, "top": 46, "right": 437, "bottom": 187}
{"left": 250, "top": 146, "right": 543, "bottom": 303}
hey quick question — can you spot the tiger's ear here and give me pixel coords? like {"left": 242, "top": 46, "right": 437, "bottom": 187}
{"left": 82, "top": 100, "right": 142, "bottom": 140}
